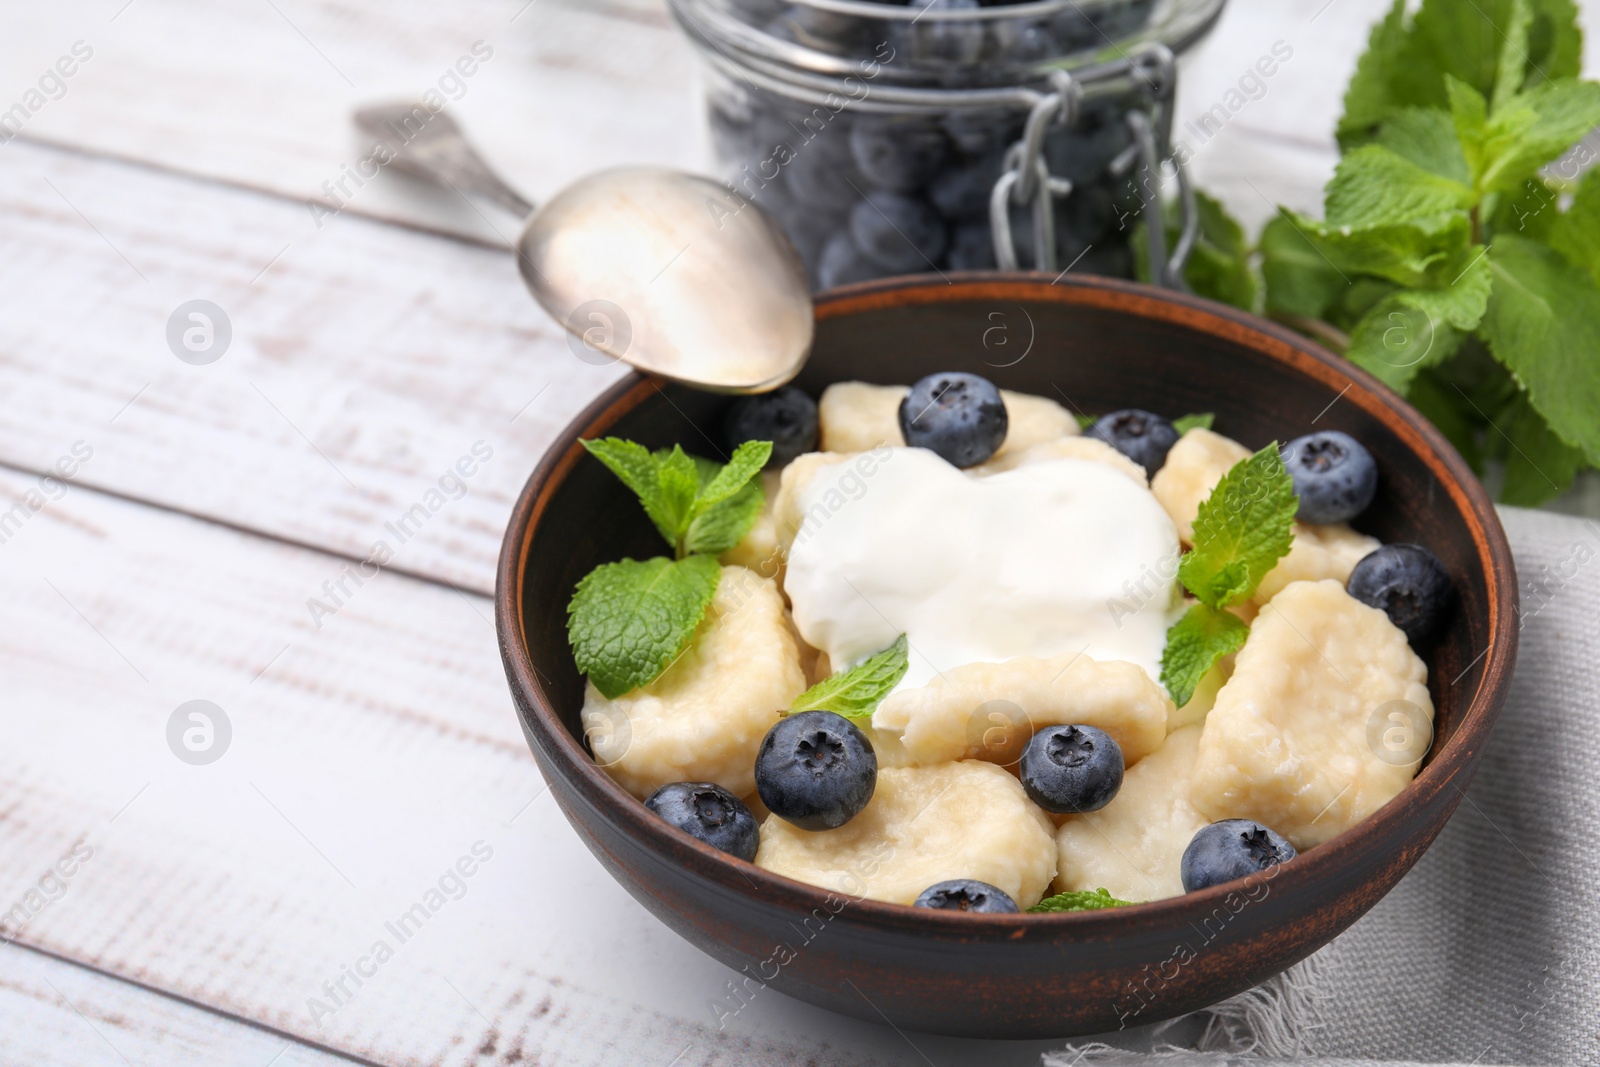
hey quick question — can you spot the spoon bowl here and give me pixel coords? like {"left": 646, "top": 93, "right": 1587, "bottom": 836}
{"left": 516, "top": 166, "right": 813, "bottom": 393}
{"left": 353, "top": 105, "right": 814, "bottom": 393}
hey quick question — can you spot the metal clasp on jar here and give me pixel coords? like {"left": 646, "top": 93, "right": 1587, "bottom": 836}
{"left": 989, "top": 43, "right": 1196, "bottom": 288}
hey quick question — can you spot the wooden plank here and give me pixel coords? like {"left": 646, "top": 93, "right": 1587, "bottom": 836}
{"left": 0, "top": 137, "right": 624, "bottom": 597}
{"left": 1, "top": 0, "right": 703, "bottom": 242}
{"left": 5, "top": 0, "right": 1598, "bottom": 246}
{"left": 0, "top": 946, "right": 357, "bottom": 1067}
{"left": 0, "top": 467, "right": 1159, "bottom": 1065}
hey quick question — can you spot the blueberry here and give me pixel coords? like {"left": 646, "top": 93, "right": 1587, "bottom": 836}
{"left": 1059, "top": 183, "right": 1117, "bottom": 243}
{"left": 928, "top": 153, "right": 1004, "bottom": 221}
{"left": 816, "top": 230, "right": 885, "bottom": 289}
{"left": 1097, "top": 0, "right": 1157, "bottom": 37}
{"left": 1019, "top": 725, "right": 1124, "bottom": 814}
{"left": 1043, "top": 110, "right": 1132, "bottom": 187}
{"left": 899, "top": 371, "right": 1008, "bottom": 467}
{"left": 1282, "top": 430, "right": 1378, "bottom": 524}
{"left": 1044, "top": 8, "right": 1101, "bottom": 52}
{"left": 892, "top": 0, "right": 985, "bottom": 65}
{"left": 645, "top": 782, "right": 761, "bottom": 862}
{"left": 756, "top": 711, "right": 877, "bottom": 830}
{"left": 724, "top": 386, "right": 818, "bottom": 467}
{"left": 1347, "top": 544, "right": 1456, "bottom": 645}
{"left": 775, "top": 212, "right": 830, "bottom": 272}
{"left": 849, "top": 193, "right": 947, "bottom": 271}
{"left": 913, "top": 879, "right": 1019, "bottom": 913}
{"left": 765, "top": 195, "right": 843, "bottom": 276}
{"left": 850, "top": 118, "right": 951, "bottom": 192}
{"left": 1181, "top": 820, "right": 1297, "bottom": 892}
{"left": 786, "top": 130, "right": 862, "bottom": 207}
{"left": 943, "top": 108, "right": 1021, "bottom": 156}
{"left": 945, "top": 222, "right": 996, "bottom": 270}
{"left": 985, "top": 17, "right": 1056, "bottom": 63}
{"left": 1086, "top": 409, "right": 1180, "bottom": 474}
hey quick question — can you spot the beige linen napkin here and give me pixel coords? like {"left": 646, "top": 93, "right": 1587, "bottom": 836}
{"left": 1047, "top": 507, "right": 1600, "bottom": 1067}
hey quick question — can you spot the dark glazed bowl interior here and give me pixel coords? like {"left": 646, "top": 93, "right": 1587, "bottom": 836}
{"left": 495, "top": 273, "right": 1517, "bottom": 1038}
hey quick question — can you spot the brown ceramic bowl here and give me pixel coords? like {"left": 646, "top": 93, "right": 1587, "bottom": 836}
{"left": 495, "top": 273, "right": 1517, "bottom": 1038}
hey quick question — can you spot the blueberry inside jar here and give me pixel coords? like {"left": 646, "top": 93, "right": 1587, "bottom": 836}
{"left": 671, "top": 0, "right": 1224, "bottom": 289}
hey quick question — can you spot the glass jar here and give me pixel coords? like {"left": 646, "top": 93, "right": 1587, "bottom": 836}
{"left": 670, "top": 0, "right": 1224, "bottom": 290}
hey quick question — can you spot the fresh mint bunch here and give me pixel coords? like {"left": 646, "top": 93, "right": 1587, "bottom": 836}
{"left": 1159, "top": 445, "right": 1297, "bottom": 706}
{"left": 788, "top": 635, "right": 909, "bottom": 719}
{"left": 1027, "top": 887, "right": 1137, "bottom": 913}
{"left": 567, "top": 437, "right": 772, "bottom": 699}
{"left": 1137, "top": 0, "right": 1600, "bottom": 506}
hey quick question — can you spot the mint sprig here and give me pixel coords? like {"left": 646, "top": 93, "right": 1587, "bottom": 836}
{"left": 789, "top": 635, "right": 908, "bottom": 720}
{"left": 1160, "top": 604, "right": 1251, "bottom": 708}
{"left": 1177, "top": 445, "right": 1298, "bottom": 609}
{"left": 1159, "top": 446, "right": 1296, "bottom": 707}
{"left": 1028, "top": 888, "right": 1138, "bottom": 913}
{"left": 1135, "top": 0, "right": 1600, "bottom": 507}
{"left": 582, "top": 438, "right": 771, "bottom": 558}
{"left": 567, "top": 437, "right": 772, "bottom": 699}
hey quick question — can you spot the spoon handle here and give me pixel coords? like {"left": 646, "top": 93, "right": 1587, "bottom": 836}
{"left": 354, "top": 102, "right": 534, "bottom": 218}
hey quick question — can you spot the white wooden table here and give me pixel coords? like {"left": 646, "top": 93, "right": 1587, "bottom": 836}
{"left": 0, "top": 2, "right": 1593, "bottom": 1064}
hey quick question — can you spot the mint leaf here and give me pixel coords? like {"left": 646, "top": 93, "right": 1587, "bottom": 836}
{"left": 1028, "top": 887, "right": 1138, "bottom": 913}
{"left": 1260, "top": 214, "right": 1348, "bottom": 320}
{"left": 1491, "top": 0, "right": 1534, "bottom": 109}
{"left": 693, "top": 440, "right": 771, "bottom": 515}
{"left": 1395, "top": 0, "right": 1581, "bottom": 110}
{"left": 653, "top": 445, "right": 702, "bottom": 547}
{"left": 1325, "top": 145, "right": 1476, "bottom": 229}
{"left": 1475, "top": 80, "right": 1600, "bottom": 194}
{"left": 1498, "top": 394, "right": 1585, "bottom": 505}
{"left": 1173, "top": 413, "right": 1215, "bottom": 434}
{"left": 1185, "top": 192, "right": 1259, "bottom": 311}
{"left": 1545, "top": 168, "right": 1600, "bottom": 286}
{"left": 582, "top": 438, "right": 677, "bottom": 546}
{"left": 1160, "top": 603, "right": 1250, "bottom": 708}
{"left": 1339, "top": 0, "right": 1582, "bottom": 142}
{"left": 1409, "top": 369, "right": 1486, "bottom": 471}
{"left": 1347, "top": 297, "right": 1464, "bottom": 391}
{"left": 789, "top": 635, "right": 909, "bottom": 719}
{"left": 1344, "top": 246, "right": 1490, "bottom": 390}
{"left": 1178, "top": 445, "right": 1298, "bottom": 608}
{"left": 1074, "top": 412, "right": 1097, "bottom": 431}
{"left": 567, "top": 555, "right": 721, "bottom": 699}
{"left": 1282, "top": 207, "right": 1471, "bottom": 289}
{"left": 1373, "top": 107, "right": 1472, "bottom": 184}
{"left": 1480, "top": 235, "right": 1600, "bottom": 463}
{"left": 1135, "top": 191, "right": 1257, "bottom": 311}
{"left": 1338, "top": 0, "right": 1411, "bottom": 146}
{"left": 680, "top": 441, "right": 771, "bottom": 556}
{"left": 685, "top": 476, "right": 766, "bottom": 555}
{"left": 1447, "top": 76, "right": 1492, "bottom": 183}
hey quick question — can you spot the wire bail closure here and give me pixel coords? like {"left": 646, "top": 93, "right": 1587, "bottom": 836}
{"left": 990, "top": 43, "right": 1195, "bottom": 289}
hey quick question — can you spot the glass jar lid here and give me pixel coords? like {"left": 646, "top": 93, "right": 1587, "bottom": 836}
{"left": 671, "top": 0, "right": 1225, "bottom": 92}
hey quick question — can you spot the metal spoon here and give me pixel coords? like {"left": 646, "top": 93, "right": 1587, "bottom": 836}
{"left": 354, "top": 103, "right": 812, "bottom": 393}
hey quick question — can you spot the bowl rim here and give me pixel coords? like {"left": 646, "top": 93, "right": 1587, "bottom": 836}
{"left": 495, "top": 271, "right": 1518, "bottom": 934}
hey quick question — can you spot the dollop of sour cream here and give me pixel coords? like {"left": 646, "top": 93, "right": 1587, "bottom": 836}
{"left": 784, "top": 447, "right": 1182, "bottom": 692}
